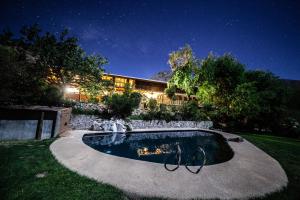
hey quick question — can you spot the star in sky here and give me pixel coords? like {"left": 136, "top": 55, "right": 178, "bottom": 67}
{"left": 0, "top": 0, "right": 300, "bottom": 80}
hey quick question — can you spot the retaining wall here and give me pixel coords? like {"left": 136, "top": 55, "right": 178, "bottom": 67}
{"left": 71, "top": 114, "right": 213, "bottom": 130}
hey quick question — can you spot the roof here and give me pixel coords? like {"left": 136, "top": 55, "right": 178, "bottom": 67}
{"left": 103, "top": 73, "right": 168, "bottom": 84}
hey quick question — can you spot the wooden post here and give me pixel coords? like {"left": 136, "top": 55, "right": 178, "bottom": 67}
{"left": 36, "top": 112, "right": 44, "bottom": 140}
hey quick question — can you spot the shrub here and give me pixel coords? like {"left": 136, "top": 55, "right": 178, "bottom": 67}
{"left": 180, "top": 100, "right": 207, "bottom": 121}
{"left": 136, "top": 101, "right": 208, "bottom": 122}
{"left": 61, "top": 99, "right": 77, "bottom": 107}
{"left": 72, "top": 107, "right": 101, "bottom": 115}
{"left": 279, "top": 117, "right": 300, "bottom": 138}
{"left": 39, "top": 85, "right": 63, "bottom": 106}
{"left": 102, "top": 88, "right": 142, "bottom": 119}
{"left": 147, "top": 98, "right": 158, "bottom": 112}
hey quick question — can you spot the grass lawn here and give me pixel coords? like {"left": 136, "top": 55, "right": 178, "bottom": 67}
{"left": 0, "top": 134, "right": 299, "bottom": 200}
{"left": 240, "top": 134, "right": 300, "bottom": 200}
{"left": 0, "top": 139, "right": 124, "bottom": 200}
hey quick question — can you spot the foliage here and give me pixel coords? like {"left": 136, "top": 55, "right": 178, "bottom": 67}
{"left": 165, "top": 45, "right": 294, "bottom": 136}
{"left": 138, "top": 101, "right": 207, "bottom": 122}
{"left": 244, "top": 70, "right": 288, "bottom": 130}
{"left": 61, "top": 99, "right": 77, "bottom": 107}
{"left": 198, "top": 53, "right": 245, "bottom": 108}
{"left": 230, "top": 82, "right": 260, "bottom": 122}
{"left": 139, "top": 104, "right": 175, "bottom": 122}
{"left": 195, "top": 81, "right": 216, "bottom": 105}
{"left": 151, "top": 70, "right": 172, "bottom": 81}
{"left": 39, "top": 84, "right": 63, "bottom": 106}
{"left": 102, "top": 84, "right": 142, "bottom": 118}
{"left": 180, "top": 100, "right": 207, "bottom": 121}
{"left": 147, "top": 98, "right": 158, "bottom": 112}
{"left": 0, "top": 25, "right": 107, "bottom": 105}
{"left": 278, "top": 117, "right": 300, "bottom": 138}
{"left": 167, "top": 45, "right": 200, "bottom": 98}
{"left": 72, "top": 107, "right": 102, "bottom": 115}
{"left": 164, "top": 84, "right": 177, "bottom": 100}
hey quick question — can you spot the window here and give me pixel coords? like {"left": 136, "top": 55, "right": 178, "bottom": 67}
{"left": 102, "top": 75, "right": 113, "bottom": 81}
{"left": 115, "top": 77, "right": 127, "bottom": 88}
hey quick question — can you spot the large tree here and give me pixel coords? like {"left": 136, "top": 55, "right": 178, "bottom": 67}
{"left": 166, "top": 45, "right": 200, "bottom": 99}
{"left": 198, "top": 53, "right": 245, "bottom": 108}
{"left": 165, "top": 45, "right": 288, "bottom": 131}
{"left": 0, "top": 25, "right": 108, "bottom": 105}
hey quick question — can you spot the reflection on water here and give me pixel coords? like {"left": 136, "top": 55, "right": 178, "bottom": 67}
{"left": 82, "top": 131, "right": 233, "bottom": 166}
{"left": 137, "top": 144, "right": 173, "bottom": 157}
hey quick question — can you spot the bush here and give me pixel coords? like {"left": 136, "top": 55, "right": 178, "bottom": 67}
{"left": 72, "top": 107, "right": 101, "bottom": 115}
{"left": 147, "top": 98, "right": 158, "bottom": 112}
{"left": 39, "top": 85, "right": 63, "bottom": 106}
{"left": 278, "top": 117, "right": 300, "bottom": 138}
{"left": 102, "top": 90, "right": 142, "bottom": 119}
{"left": 61, "top": 99, "right": 77, "bottom": 107}
{"left": 136, "top": 100, "right": 208, "bottom": 122}
{"left": 180, "top": 100, "right": 207, "bottom": 121}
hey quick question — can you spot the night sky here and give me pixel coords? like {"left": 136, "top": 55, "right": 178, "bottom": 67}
{"left": 1, "top": 0, "right": 300, "bottom": 80}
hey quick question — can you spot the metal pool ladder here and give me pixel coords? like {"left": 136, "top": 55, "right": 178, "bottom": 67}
{"left": 164, "top": 144, "right": 206, "bottom": 174}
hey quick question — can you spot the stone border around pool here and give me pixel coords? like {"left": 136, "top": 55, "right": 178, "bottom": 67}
{"left": 50, "top": 129, "right": 288, "bottom": 200}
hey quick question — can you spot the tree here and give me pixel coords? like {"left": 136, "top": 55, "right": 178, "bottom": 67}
{"left": 166, "top": 45, "right": 200, "bottom": 99}
{"left": 165, "top": 45, "right": 289, "bottom": 131}
{"left": 151, "top": 70, "right": 172, "bottom": 81}
{"left": 244, "top": 70, "right": 287, "bottom": 130}
{"left": 198, "top": 53, "right": 245, "bottom": 109}
{"left": 230, "top": 82, "right": 260, "bottom": 124}
{"left": 0, "top": 45, "right": 49, "bottom": 104}
{"left": 0, "top": 25, "right": 108, "bottom": 105}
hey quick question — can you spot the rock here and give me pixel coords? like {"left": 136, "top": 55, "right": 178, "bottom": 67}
{"left": 72, "top": 114, "right": 213, "bottom": 131}
{"left": 90, "top": 119, "right": 127, "bottom": 132}
{"left": 91, "top": 121, "right": 103, "bottom": 131}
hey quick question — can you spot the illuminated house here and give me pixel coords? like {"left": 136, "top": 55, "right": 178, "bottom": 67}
{"left": 64, "top": 73, "right": 193, "bottom": 107}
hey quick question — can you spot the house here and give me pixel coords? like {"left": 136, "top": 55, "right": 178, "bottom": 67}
{"left": 64, "top": 73, "right": 193, "bottom": 106}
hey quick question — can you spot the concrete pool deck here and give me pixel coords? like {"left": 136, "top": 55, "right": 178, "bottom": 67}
{"left": 50, "top": 129, "right": 288, "bottom": 200}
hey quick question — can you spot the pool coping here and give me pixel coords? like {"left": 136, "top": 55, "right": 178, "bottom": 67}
{"left": 50, "top": 129, "right": 288, "bottom": 200}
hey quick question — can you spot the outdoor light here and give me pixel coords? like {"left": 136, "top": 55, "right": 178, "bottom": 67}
{"left": 65, "top": 86, "right": 79, "bottom": 94}
{"left": 144, "top": 92, "right": 160, "bottom": 99}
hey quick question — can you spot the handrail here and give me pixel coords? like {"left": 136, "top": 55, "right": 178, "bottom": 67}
{"left": 164, "top": 144, "right": 182, "bottom": 171}
{"left": 164, "top": 145, "right": 206, "bottom": 174}
{"left": 185, "top": 146, "right": 206, "bottom": 174}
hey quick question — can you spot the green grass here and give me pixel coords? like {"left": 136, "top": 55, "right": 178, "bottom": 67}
{"left": 0, "top": 139, "right": 124, "bottom": 200}
{"left": 239, "top": 133, "right": 300, "bottom": 200}
{"left": 0, "top": 134, "right": 300, "bottom": 200}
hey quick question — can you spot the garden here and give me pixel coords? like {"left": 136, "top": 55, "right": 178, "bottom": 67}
{"left": 1, "top": 25, "right": 300, "bottom": 199}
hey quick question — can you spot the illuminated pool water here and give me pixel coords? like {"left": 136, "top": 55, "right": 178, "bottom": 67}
{"left": 82, "top": 130, "right": 234, "bottom": 166}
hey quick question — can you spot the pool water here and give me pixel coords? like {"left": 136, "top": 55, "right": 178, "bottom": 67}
{"left": 82, "top": 130, "right": 234, "bottom": 166}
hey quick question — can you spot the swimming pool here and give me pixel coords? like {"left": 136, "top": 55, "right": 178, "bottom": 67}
{"left": 82, "top": 130, "right": 234, "bottom": 167}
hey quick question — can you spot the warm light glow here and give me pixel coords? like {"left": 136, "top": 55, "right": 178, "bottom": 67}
{"left": 144, "top": 91, "right": 162, "bottom": 99}
{"left": 65, "top": 86, "right": 79, "bottom": 94}
{"left": 137, "top": 147, "right": 171, "bottom": 156}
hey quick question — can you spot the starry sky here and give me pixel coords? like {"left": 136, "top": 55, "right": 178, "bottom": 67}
{"left": 1, "top": 0, "right": 300, "bottom": 80}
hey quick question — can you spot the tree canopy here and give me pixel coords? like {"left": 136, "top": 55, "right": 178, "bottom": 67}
{"left": 0, "top": 25, "right": 108, "bottom": 105}
{"left": 166, "top": 45, "right": 200, "bottom": 99}
{"left": 166, "top": 45, "right": 289, "bottom": 131}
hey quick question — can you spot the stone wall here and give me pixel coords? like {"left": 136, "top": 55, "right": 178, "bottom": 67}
{"left": 71, "top": 114, "right": 213, "bottom": 130}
